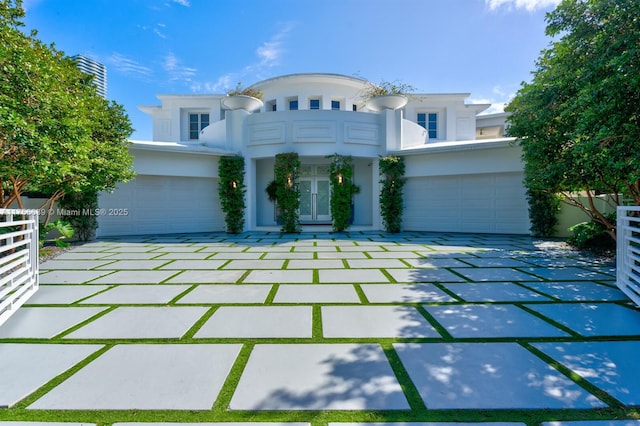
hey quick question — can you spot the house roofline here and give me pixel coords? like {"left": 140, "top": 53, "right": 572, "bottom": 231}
{"left": 129, "top": 140, "right": 237, "bottom": 156}
{"left": 390, "top": 137, "right": 518, "bottom": 156}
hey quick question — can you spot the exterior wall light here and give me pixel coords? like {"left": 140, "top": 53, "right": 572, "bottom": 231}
{"left": 286, "top": 175, "right": 293, "bottom": 188}
{"left": 337, "top": 173, "right": 344, "bottom": 184}
{"left": 231, "top": 181, "right": 238, "bottom": 189}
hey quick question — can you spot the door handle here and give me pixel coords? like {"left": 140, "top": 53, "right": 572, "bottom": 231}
{"left": 312, "top": 193, "right": 317, "bottom": 220}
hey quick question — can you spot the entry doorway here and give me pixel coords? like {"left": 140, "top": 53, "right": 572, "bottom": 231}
{"left": 299, "top": 164, "right": 331, "bottom": 224}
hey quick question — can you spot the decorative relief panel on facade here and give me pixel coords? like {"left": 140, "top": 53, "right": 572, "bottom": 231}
{"left": 344, "top": 122, "right": 380, "bottom": 146}
{"left": 247, "top": 122, "right": 286, "bottom": 146}
{"left": 292, "top": 121, "right": 337, "bottom": 143}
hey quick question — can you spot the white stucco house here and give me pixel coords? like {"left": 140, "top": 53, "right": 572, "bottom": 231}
{"left": 97, "top": 73, "right": 527, "bottom": 236}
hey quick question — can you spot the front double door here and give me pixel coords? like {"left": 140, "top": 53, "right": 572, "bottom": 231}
{"left": 299, "top": 165, "right": 331, "bottom": 224}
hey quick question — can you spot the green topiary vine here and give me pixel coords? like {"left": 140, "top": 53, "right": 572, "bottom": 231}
{"left": 218, "top": 156, "right": 246, "bottom": 234}
{"left": 379, "top": 155, "right": 406, "bottom": 233}
{"left": 327, "top": 154, "right": 360, "bottom": 232}
{"left": 526, "top": 188, "right": 560, "bottom": 237}
{"left": 274, "top": 152, "right": 301, "bottom": 233}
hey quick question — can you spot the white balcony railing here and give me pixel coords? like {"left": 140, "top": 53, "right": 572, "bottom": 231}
{"left": 0, "top": 209, "right": 39, "bottom": 327}
{"left": 617, "top": 206, "right": 640, "bottom": 307}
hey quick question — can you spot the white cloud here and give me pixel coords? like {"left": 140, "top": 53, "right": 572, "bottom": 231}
{"left": 190, "top": 74, "right": 236, "bottom": 93}
{"left": 163, "top": 52, "right": 197, "bottom": 82}
{"left": 257, "top": 41, "right": 282, "bottom": 64}
{"left": 470, "top": 86, "right": 516, "bottom": 115}
{"left": 106, "top": 53, "right": 153, "bottom": 79}
{"left": 189, "top": 22, "right": 296, "bottom": 94}
{"left": 153, "top": 28, "right": 167, "bottom": 39}
{"left": 254, "top": 22, "right": 295, "bottom": 67}
{"left": 486, "top": 0, "right": 560, "bottom": 12}
{"left": 171, "top": 0, "right": 190, "bottom": 7}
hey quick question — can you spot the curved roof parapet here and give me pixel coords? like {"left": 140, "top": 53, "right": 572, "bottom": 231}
{"left": 248, "top": 73, "right": 370, "bottom": 90}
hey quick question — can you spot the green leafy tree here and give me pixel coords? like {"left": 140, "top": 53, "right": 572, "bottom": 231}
{"left": 0, "top": 0, "right": 134, "bottom": 225}
{"left": 506, "top": 0, "right": 640, "bottom": 240}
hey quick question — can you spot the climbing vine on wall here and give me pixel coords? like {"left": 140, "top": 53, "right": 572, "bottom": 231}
{"left": 328, "top": 154, "right": 360, "bottom": 232}
{"left": 274, "top": 152, "right": 301, "bottom": 233}
{"left": 379, "top": 155, "right": 406, "bottom": 233}
{"left": 218, "top": 156, "right": 246, "bottom": 234}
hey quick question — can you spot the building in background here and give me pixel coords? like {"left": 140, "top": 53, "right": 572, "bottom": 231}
{"left": 72, "top": 54, "right": 107, "bottom": 98}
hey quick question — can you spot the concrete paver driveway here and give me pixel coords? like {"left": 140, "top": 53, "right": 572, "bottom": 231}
{"left": 1, "top": 231, "right": 639, "bottom": 425}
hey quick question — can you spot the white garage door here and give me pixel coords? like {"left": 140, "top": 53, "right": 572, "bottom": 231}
{"left": 97, "top": 175, "right": 225, "bottom": 237}
{"left": 403, "top": 172, "right": 530, "bottom": 234}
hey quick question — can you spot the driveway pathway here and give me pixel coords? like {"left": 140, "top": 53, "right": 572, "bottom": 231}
{"left": 1, "top": 231, "right": 639, "bottom": 425}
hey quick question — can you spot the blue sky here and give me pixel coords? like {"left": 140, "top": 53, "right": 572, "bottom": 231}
{"left": 22, "top": 0, "right": 560, "bottom": 140}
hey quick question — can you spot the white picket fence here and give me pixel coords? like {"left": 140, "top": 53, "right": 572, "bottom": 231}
{"left": 617, "top": 206, "right": 640, "bottom": 307}
{"left": 0, "top": 209, "right": 39, "bottom": 327}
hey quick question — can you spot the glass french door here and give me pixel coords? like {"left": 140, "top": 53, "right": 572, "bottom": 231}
{"left": 300, "top": 176, "right": 331, "bottom": 223}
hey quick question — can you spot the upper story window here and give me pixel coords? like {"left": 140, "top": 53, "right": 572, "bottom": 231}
{"left": 288, "top": 98, "right": 299, "bottom": 110}
{"left": 331, "top": 100, "right": 340, "bottom": 110}
{"left": 266, "top": 100, "right": 276, "bottom": 111}
{"left": 417, "top": 112, "right": 438, "bottom": 139}
{"left": 189, "top": 113, "right": 209, "bottom": 140}
{"left": 309, "top": 99, "right": 320, "bottom": 110}
{"left": 352, "top": 104, "right": 358, "bottom": 112}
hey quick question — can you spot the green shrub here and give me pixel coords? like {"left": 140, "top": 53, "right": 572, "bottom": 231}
{"left": 274, "top": 153, "right": 300, "bottom": 233}
{"left": 379, "top": 155, "right": 406, "bottom": 233}
{"left": 567, "top": 213, "right": 616, "bottom": 250}
{"left": 527, "top": 189, "right": 560, "bottom": 237}
{"left": 218, "top": 156, "right": 246, "bottom": 234}
{"left": 328, "top": 154, "right": 360, "bottom": 232}
{"left": 40, "top": 219, "right": 74, "bottom": 248}
{"left": 59, "top": 191, "right": 98, "bottom": 241}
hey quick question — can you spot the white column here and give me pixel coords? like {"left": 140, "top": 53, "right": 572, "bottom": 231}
{"left": 371, "top": 159, "right": 381, "bottom": 230}
{"left": 225, "top": 109, "right": 249, "bottom": 151}
{"left": 384, "top": 109, "right": 403, "bottom": 151}
{"left": 446, "top": 106, "right": 456, "bottom": 141}
{"left": 244, "top": 157, "right": 255, "bottom": 232}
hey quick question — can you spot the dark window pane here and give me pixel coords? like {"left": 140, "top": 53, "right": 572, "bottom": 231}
{"left": 310, "top": 99, "right": 320, "bottom": 109}
{"left": 290, "top": 100, "right": 298, "bottom": 110}
{"left": 331, "top": 100, "right": 340, "bottom": 110}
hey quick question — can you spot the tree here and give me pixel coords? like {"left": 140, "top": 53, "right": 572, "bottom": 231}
{"left": 0, "top": 0, "right": 134, "bottom": 223}
{"left": 506, "top": 0, "right": 640, "bottom": 240}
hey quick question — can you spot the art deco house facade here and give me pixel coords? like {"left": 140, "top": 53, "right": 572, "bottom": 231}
{"left": 97, "top": 73, "right": 528, "bottom": 236}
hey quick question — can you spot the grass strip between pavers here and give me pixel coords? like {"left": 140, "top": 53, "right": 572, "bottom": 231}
{"left": 182, "top": 306, "right": 219, "bottom": 339}
{"left": 264, "top": 284, "right": 279, "bottom": 304}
